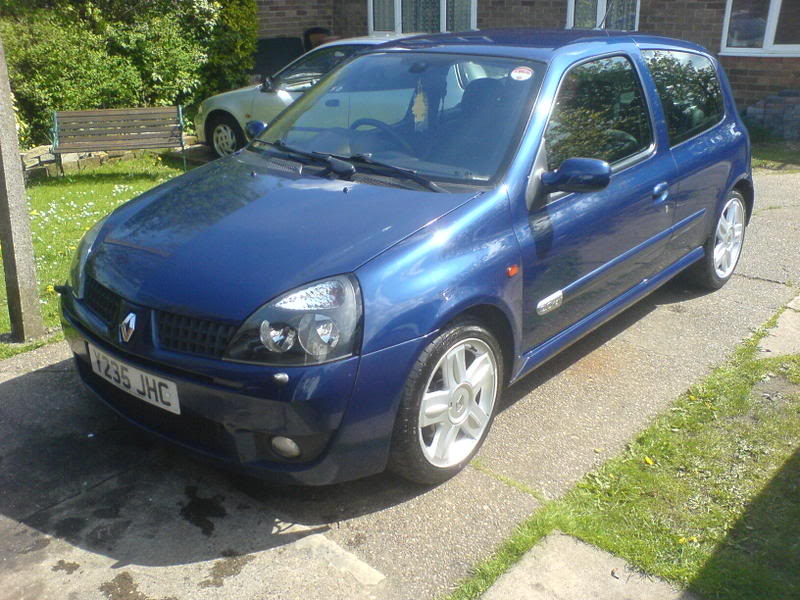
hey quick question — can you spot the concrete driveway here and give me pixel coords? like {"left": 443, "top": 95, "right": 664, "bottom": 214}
{"left": 1, "top": 172, "right": 798, "bottom": 600}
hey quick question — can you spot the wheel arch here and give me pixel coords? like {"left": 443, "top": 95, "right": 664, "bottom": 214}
{"left": 436, "top": 301, "right": 518, "bottom": 386}
{"left": 732, "top": 176, "right": 754, "bottom": 225}
{"left": 204, "top": 109, "right": 246, "bottom": 142}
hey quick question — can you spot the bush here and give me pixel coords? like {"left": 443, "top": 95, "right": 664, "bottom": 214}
{"left": 0, "top": 0, "right": 256, "bottom": 147}
{"left": 1, "top": 12, "right": 142, "bottom": 147}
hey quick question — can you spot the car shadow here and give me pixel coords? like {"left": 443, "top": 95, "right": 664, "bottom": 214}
{"left": 688, "top": 445, "right": 800, "bottom": 598}
{"left": 498, "top": 277, "right": 712, "bottom": 411}
{"left": 0, "top": 278, "right": 708, "bottom": 569}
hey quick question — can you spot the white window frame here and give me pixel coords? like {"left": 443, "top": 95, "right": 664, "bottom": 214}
{"left": 367, "top": 0, "right": 478, "bottom": 35}
{"left": 566, "top": 0, "right": 640, "bottom": 30}
{"left": 721, "top": 0, "right": 800, "bottom": 57}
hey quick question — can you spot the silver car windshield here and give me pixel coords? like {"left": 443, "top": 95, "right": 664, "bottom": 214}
{"left": 257, "top": 51, "right": 543, "bottom": 185}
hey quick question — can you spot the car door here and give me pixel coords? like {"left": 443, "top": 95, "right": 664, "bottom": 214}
{"left": 517, "top": 54, "right": 678, "bottom": 352}
{"left": 250, "top": 44, "right": 365, "bottom": 124}
{"left": 640, "top": 49, "right": 733, "bottom": 261}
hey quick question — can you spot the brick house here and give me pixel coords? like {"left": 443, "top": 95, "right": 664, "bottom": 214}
{"left": 257, "top": 0, "right": 800, "bottom": 137}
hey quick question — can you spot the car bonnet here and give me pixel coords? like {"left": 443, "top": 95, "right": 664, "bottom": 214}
{"left": 87, "top": 153, "right": 481, "bottom": 323}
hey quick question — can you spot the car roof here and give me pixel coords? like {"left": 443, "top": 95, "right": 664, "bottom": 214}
{"left": 375, "top": 28, "right": 709, "bottom": 62}
{"left": 319, "top": 34, "right": 413, "bottom": 48}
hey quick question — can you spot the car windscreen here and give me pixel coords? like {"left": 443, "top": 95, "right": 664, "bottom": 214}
{"left": 256, "top": 51, "right": 544, "bottom": 186}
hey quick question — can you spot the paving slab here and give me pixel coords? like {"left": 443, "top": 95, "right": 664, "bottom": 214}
{"left": 758, "top": 297, "right": 800, "bottom": 358}
{"left": 482, "top": 532, "right": 699, "bottom": 600}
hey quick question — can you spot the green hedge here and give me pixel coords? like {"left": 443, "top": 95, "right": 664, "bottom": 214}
{"left": 0, "top": 0, "right": 257, "bottom": 148}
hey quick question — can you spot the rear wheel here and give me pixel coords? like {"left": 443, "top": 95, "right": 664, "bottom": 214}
{"left": 208, "top": 113, "right": 246, "bottom": 158}
{"left": 388, "top": 320, "right": 503, "bottom": 484}
{"left": 684, "top": 190, "right": 747, "bottom": 290}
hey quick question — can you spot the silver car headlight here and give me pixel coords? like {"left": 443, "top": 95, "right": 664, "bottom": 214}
{"left": 225, "top": 275, "right": 362, "bottom": 366}
{"left": 68, "top": 216, "right": 107, "bottom": 299}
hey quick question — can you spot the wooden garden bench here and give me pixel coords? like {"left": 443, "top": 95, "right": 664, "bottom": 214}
{"left": 52, "top": 106, "right": 187, "bottom": 170}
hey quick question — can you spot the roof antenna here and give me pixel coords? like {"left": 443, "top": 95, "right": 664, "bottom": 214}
{"left": 598, "top": 0, "right": 618, "bottom": 28}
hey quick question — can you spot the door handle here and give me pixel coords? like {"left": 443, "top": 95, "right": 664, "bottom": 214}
{"left": 652, "top": 182, "right": 669, "bottom": 203}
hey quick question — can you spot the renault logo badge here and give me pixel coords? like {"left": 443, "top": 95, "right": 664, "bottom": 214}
{"left": 120, "top": 313, "right": 136, "bottom": 343}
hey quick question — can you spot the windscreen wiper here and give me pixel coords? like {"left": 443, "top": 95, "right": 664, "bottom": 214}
{"left": 253, "top": 139, "right": 330, "bottom": 166}
{"left": 255, "top": 140, "right": 360, "bottom": 180}
{"left": 331, "top": 153, "right": 445, "bottom": 193}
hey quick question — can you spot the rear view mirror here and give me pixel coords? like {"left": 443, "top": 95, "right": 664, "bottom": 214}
{"left": 246, "top": 120, "right": 268, "bottom": 139}
{"left": 541, "top": 158, "right": 611, "bottom": 193}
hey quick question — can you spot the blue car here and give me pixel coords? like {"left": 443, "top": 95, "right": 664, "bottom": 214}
{"left": 61, "top": 29, "right": 753, "bottom": 485}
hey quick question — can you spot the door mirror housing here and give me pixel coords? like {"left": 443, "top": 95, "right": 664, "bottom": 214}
{"left": 541, "top": 158, "right": 611, "bottom": 194}
{"left": 261, "top": 75, "right": 276, "bottom": 92}
{"left": 246, "top": 120, "right": 268, "bottom": 139}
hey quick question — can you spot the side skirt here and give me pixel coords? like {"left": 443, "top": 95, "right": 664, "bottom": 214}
{"left": 511, "top": 246, "right": 705, "bottom": 384}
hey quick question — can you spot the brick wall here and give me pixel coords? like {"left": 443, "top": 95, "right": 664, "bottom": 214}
{"left": 477, "top": 0, "right": 565, "bottom": 29}
{"left": 637, "top": 0, "right": 726, "bottom": 56}
{"left": 256, "top": 0, "right": 334, "bottom": 38}
{"left": 255, "top": 0, "right": 800, "bottom": 120}
{"left": 332, "top": 0, "right": 368, "bottom": 38}
{"left": 720, "top": 56, "right": 800, "bottom": 107}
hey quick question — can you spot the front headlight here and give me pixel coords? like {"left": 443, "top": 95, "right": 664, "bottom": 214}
{"left": 225, "top": 274, "right": 362, "bottom": 366}
{"left": 68, "top": 216, "right": 107, "bottom": 299}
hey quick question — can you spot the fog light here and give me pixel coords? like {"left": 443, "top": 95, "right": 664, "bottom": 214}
{"left": 271, "top": 436, "right": 301, "bottom": 458}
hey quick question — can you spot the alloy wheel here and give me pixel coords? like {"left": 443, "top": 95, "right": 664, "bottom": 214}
{"left": 417, "top": 338, "right": 498, "bottom": 468}
{"left": 713, "top": 196, "right": 745, "bottom": 279}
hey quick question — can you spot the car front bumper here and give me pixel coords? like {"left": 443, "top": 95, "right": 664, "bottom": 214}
{"left": 61, "top": 292, "right": 433, "bottom": 485}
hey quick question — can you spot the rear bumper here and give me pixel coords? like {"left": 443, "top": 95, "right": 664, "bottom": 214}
{"left": 61, "top": 294, "right": 432, "bottom": 485}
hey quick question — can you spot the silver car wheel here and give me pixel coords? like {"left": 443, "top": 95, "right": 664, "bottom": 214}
{"left": 212, "top": 123, "right": 238, "bottom": 156}
{"left": 713, "top": 195, "right": 745, "bottom": 279}
{"left": 417, "top": 337, "right": 498, "bottom": 468}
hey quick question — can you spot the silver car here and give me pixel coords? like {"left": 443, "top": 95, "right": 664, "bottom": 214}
{"left": 196, "top": 36, "right": 405, "bottom": 157}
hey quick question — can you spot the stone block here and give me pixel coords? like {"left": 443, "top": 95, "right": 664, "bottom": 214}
{"left": 60, "top": 152, "right": 80, "bottom": 164}
{"left": 38, "top": 152, "right": 55, "bottom": 163}
{"left": 23, "top": 144, "right": 52, "bottom": 159}
{"left": 61, "top": 159, "right": 79, "bottom": 173}
{"left": 23, "top": 165, "right": 47, "bottom": 181}
{"left": 78, "top": 156, "right": 102, "bottom": 170}
{"left": 44, "top": 163, "right": 60, "bottom": 177}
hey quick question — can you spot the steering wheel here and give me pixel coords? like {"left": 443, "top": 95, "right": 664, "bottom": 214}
{"left": 349, "top": 118, "right": 414, "bottom": 155}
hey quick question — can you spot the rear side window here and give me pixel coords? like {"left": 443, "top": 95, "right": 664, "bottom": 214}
{"left": 642, "top": 50, "right": 725, "bottom": 146}
{"left": 544, "top": 55, "right": 653, "bottom": 171}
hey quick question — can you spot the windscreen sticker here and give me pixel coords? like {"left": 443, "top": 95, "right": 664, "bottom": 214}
{"left": 510, "top": 66, "right": 533, "bottom": 81}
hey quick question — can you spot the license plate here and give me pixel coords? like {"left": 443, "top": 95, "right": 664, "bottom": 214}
{"left": 87, "top": 343, "right": 180, "bottom": 415}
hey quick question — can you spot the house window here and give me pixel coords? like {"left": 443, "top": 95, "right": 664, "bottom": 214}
{"left": 368, "top": 0, "right": 476, "bottom": 34}
{"left": 566, "top": 0, "right": 640, "bottom": 30}
{"left": 722, "top": 0, "right": 800, "bottom": 56}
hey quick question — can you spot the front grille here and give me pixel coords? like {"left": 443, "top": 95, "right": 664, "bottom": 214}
{"left": 84, "top": 277, "right": 122, "bottom": 324}
{"left": 157, "top": 311, "right": 237, "bottom": 358}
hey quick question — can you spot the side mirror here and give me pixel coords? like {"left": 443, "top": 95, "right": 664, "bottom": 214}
{"left": 246, "top": 120, "right": 268, "bottom": 139}
{"left": 260, "top": 75, "right": 276, "bottom": 92}
{"left": 541, "top": 158, "right": 611, "bottom": 194}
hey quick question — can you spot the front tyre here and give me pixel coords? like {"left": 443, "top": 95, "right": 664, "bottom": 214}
{"left": 684, "top": 190, "right": 747, "bottom": 290}
{"left": 388, "top": 320, "right": 503, "bottom": 484}
{"left": 208, "top": 113, "right": 246, "bottom": 158}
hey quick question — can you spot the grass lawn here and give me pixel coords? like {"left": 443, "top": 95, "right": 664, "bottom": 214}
{"left": 451, "top": 318, "right": 800, "bottom": 600}
{"left": 0, "top": 155, "right": 183, "bottom": 358}
{"left": 751, "top": 140, "right": 800, "bottom": 172}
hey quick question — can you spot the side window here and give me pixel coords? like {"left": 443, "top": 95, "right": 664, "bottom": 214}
{"left": 276, "top": 46, "right": 359, "bottom": 92}
{"left": 642, "top": 50, "right": 725, "bottom": 146}
{"left": 544, "top": 55, "right": 653, "bottom": 172}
